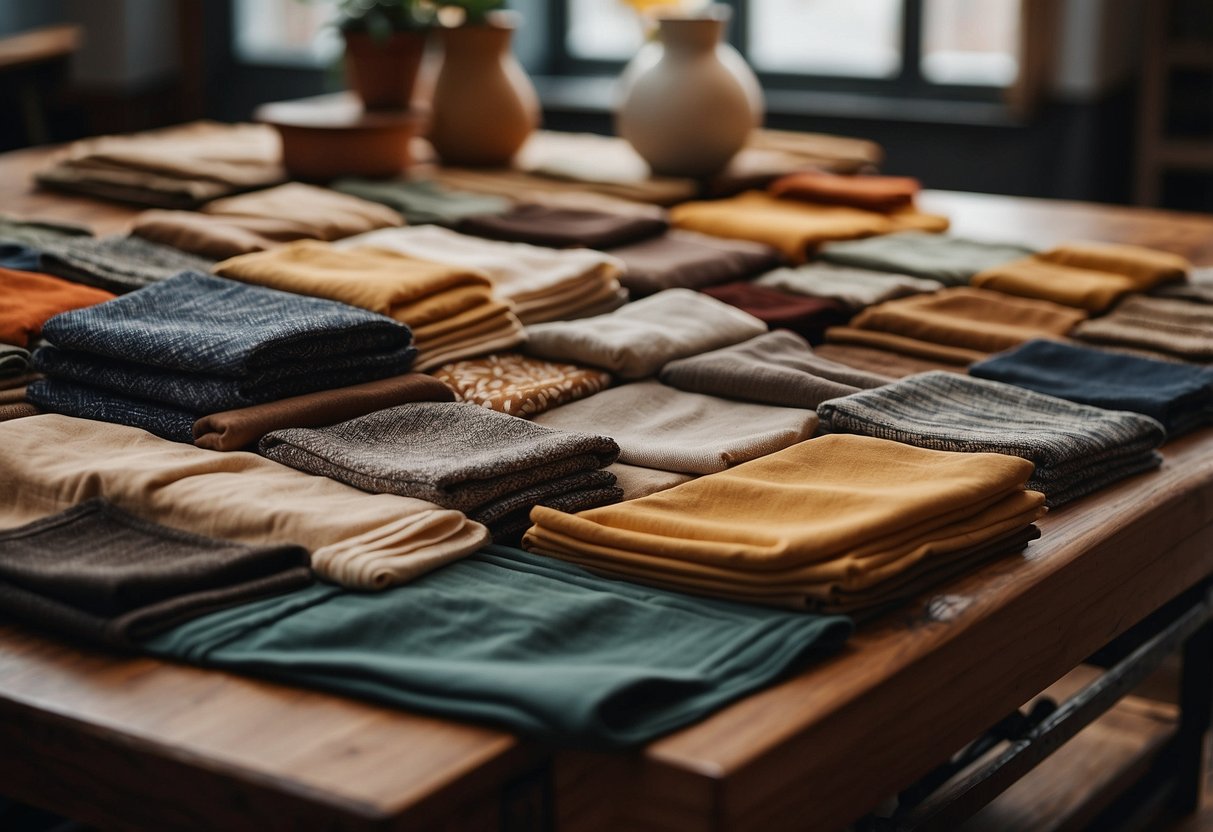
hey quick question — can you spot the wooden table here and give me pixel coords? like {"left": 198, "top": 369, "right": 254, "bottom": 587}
{"left": 1, "top": 144, "right": 1212, "bottom": 832}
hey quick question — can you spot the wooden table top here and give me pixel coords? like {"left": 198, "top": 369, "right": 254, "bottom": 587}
{"left": 0, "top": 139, "right": 1212, "bottom": 832}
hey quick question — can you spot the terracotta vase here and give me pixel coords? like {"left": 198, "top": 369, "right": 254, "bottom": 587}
{"left": 427, "top": 15, "right": 540, "bottom": 166}
{"left": 616, "top": 8, "right": 763, "bottom": 177}
{"left": 343, "top": 30, "right": 428, "bottom": 111}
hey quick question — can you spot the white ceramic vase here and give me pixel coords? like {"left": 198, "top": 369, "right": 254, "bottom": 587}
{"left": 616, "top": 7, "right": 763, "bottom": 178}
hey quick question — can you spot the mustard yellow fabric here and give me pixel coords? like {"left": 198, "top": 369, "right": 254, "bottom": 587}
{"left": 1037, "top": 241, "right": 1190, "bottom": 289}
{"left": 971, "top": 257, "right": 1137, "bottom": 312}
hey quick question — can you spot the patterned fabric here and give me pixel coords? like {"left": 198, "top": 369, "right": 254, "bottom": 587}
{"left": 431, "top": 353, "right": 612, "bottom": 418}
{"left": 37, "top": 235, "right": 216, "bottom": 294}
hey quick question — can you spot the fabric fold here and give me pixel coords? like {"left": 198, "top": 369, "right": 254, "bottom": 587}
{"left": 607, "top": 229, "right": 783, "bottom": 296}
{"left": 0, "top": 267, "right": 114, "bottom": 347}
{"left": 768, "top": 171, "right": 920, "bottom": 212}
{"left": 756, "top": 262, "right": 944, "bottom": 310}
{"left": 431, "top": 353, "right": 611, "bottom": 418}
{"left": 819, "top": 232, "right": 1035, "bottom": 286}
{"left": 1072, "top": 295, "right": 1213, "bottom": 362}
{"left": 456, "top": 203, "right": 668, "bottom": 249}
{"left": 701, "top": 281, "right": 849, "bottom": 344}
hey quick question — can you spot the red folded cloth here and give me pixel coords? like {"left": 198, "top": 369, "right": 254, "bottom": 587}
{"left": 702, "top": 282, "right": 849, "bottom": 345}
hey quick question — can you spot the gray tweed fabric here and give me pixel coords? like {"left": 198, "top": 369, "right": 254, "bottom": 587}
{"left": 0, "top": 215, "right": 93, "bottom": 271}
{"left": 0, "top": 343, "right": 30, "bottom": 378}
{"left": 819, "top": 232, "right": 1035, "bottom": 287}
{"left": 38, "top": 235, "right": 215, "bottom": 294}
{"left": 816, "top": 371, "right": 1165, "bottom": 507}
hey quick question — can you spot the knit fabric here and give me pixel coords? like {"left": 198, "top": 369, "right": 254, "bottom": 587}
{"left": 811, "top": 342, "right": 971, "bottom": 379}
{"left": 27, "top": 377, "right": 198, "bottom": 442}
{"left": 819, "top": 232, "right": 1035, "bottom": 286}
{"left": 971, "top": 339, "right": 1213, "bottom": 436}
{"left": 524, "top": 289, "right": 767, "bottom": 379}
{"left": 533, "top": 380, "right": 818, "bottom": 475}
{"left": 456, "top": 203, "right": 668, "bottom": 249}
{"left": 700, "top": 281, "right": 849, "bottom": 344}
{"left": 0, "top": 343, "right": 30, "bottom": 378}
{"left": 38, "top": 235, "right": 216, "bottom": 294}
{"left": 1072, "top": 295, "right": 1213, "bottom": 362}
{"left": 332, "top": 177, "right": 512, "bottom": 225}
{"left": 0, "top": 402, "right": 39, "bottom": 421}
{"left": 768, "top": 171, "right": 920, "bottom": 212}
{"left": 0, "top": 415, "right": 490, "bottom": 591}
{"left": 607, "top": 229, "right": 783, "bottom": 296}
{"left": 0, "top": 499, "right": 311, "bottom": 648}
{"left": 0, "top": 267, "right": 114, "bottom": 347}
{"left": 816, "top": 371, "right": 1166, "bottom": 506}
{"left": 660, "top": 331, "right": 891, "bottom": 409}
{"left": 756, "top": 262, "right": 945, "bottom": 310}
{"left": 431, "top": 353, "right": 612, "bottom": 418}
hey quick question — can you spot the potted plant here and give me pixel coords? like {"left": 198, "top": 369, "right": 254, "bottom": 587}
{"left": 338, "top": 0, "right": 434, "bottom": 111}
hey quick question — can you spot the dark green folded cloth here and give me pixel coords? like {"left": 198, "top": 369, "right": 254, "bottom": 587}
{"left": 143, "top": 544, "right": 852, "bottom": 747}
{"left": 332, "top": 178, "right": 511, "bottom": 225}
{"left": 819, "top": 232, "right": 1035, "bottom": 287}
{"left": 0, "top": 499, "right": 311, "bottom": 649}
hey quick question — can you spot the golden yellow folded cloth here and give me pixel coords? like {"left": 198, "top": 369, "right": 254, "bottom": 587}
{"left": 824, "top": 287, "right": 1088, "bottom": 365}
{"left": 669, "top": 191, "right": 950, "bottom": 263}
{"left": 1037, "top": 241, "right": 1190, "bottom": 287}
{"left": 524, "top": 434, "right": 1045, "bottom": 611}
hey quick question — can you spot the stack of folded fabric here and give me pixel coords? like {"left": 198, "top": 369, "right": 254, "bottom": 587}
{"left": 669, "top": 191, "right": 950, "bottom": 263}
{"left": 214, "top": 240, "right": 524, "bottom": 370}
{"left": 27, "top": 272, "right": 418, "bottom": 442}
{"left": 1152, "top": 266, "right": 1213, "bottom": 304}
{"left": 534, "top": 380, "right": 818, "bottom": 475}
{"left": 0, "top": 499, "right": 312, "bottom": 648}
{"left": 36, "top": 234, "right": 215, "bottom": 294}
{"left": 701, "top": 281, "right": 849, "bottom": 344}
{"left": 825, "top": 286, "right": 1087, "bottom": 365}
{"left": 768, "top": 171, "right": 921, "bottom": 212}
{"left": 431, "top": 352, "right": 611, "bottom": 418}
{"left": 524, "top": 434, "right": 1044, "bottom": 612}
{"left": 0, "top": 266, "right": 114, "bottom": 347}
{"left": 756, "top": 262, "right": 944, "bottom": 311}
{"left": 660, "top": 331, "right": 892, "bottom": 409}
{"left": 0, "top": 415, "right": 489, "bottom": 590}
{"left": 34, "top": 122, "right": 285, "bottom": 208}
{"left": 0, "top": 215, "right": 92, "bottom": 271}
{"left": 456, "top": 203, "right": 668, "bottom": 249}
{"left": 817, "top": 371, "right": 1167, "bottom": 506}
{"left": 606, "top": 229, "right": 783, "bottom": 296}
{"left": 970, "top": 241, "right": 1190, "bottom": 311}
{"left": 0, "top": 344, "right": 30, "bottom": 380}
{"left": 131, "top": 183, "right": 404, "bottom": 259}
{"left": 971, "top": 340, "right": 1213, "bottom": 437}
{"left": 820, "top": 232, "right": 1035, "bottom": 286}
{"left": 337, "top": 226, "right": 627, "bottom": 324}
{"left": 0, "top": 382, "right": 38, "bottom": 422}
{"left": 333, "top": 177, "right": 513, "bottom": 225}
{"left": 524, "top": 289, "right": 768, "bottom": 379}
{"left": 260, "top": 403, "right": 623, "bottom": 540}
{"left": 1071, "top": 295, "right": 1213, "bottom": 362}
{"left": 810, "top": 342, "right": 970, "bottom": 379}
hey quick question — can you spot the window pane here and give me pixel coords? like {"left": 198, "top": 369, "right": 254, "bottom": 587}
{"left": 233, "top": 0, "right": 341, "bottom": 66}
{"left": 921, "top": 0, "right": 1020, "bottom": 86}
{"left": 566, "top": 0, "right": 646, "bottom": 60}
{"left": 748, "top": 0, "right": 902, "bottom": 78}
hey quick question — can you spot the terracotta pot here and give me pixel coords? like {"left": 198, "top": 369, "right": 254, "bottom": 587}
{"left": 428, "top": 15, "right": 540, "bottom": 166}
{"left": 343, "top": 30, "right": 427, "bottom": 111}
{"left": 616, "top": 7, "right": 763, "bottom": 177}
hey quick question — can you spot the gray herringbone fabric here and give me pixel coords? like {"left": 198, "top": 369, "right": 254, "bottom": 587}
{"left": 819, "top": 232, "right": 1035, "bottom": 287}
{"left": 38, "top": 235, "right": 215, "bottom": 294}
{"left": 816, "top": 371, "right": 1165, "bottom": 506}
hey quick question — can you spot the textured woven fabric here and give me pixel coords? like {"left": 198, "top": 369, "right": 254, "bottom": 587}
{"left": 457, "top": 203, "right": 668, "bottom": 249}
{"left": 332, "top": 177, "right": 512, "bottom": 225}
{"left": 0, "top": 267, "right": 114, "bottom": 347}
{"left": 756, "top": 262, "right": 945, "bottom": 310}
{"left": 524, "top": 434, "right": 1043, "bottom": 609}
{"left": 768, "top": 172, "right": 920, "bottom": 212}
{"left": 524, "top": 289, "right": 767, "bottom": 379}
{"left": 608, "top": 229, "right": 782, "bottom": 296}
{"left": 971, "top": 340, "right": 1213, "bottom": 436}
{"left": 27, "top": 377, "right": 198, "bottom": 442}
{"left": 819, "top": 232, "right": 1035, "bottom": 286}
{"left": 701, "top": 281, "right": 849, "bottom": 344}
{"left": 202, "top": 183, "right": 402, "bottom": 239}
{"left": 816, "top": 371, "right": 1166, "bottom": 506}
{"left": 1072, "top": 295, "right": 1213, "bottom": 361}
{"left": 0, "top": 415, "right": 489, "bottom": 591}
{"left": 144, "top": 545, "right": 852, "bottom": 747}
{"left": 432, "top": 352, "right": 611, "bottom": 418}
{"left": 533, "top": 380, "right": 818, "bottom": 475}
{"left": 660, "top": 331, "right": 891, "bottom": 408}
{"left": 811, "top": 342, "right": 971, "bottom": 378}
{"left": 669, "top": 191, "right": 950, "bottom": 263}
{"left": 606, "top": 463, "right": 695, "bottom": 501}
{"left": 38, "top": 235, "right": 216, "bottom": 294}
{"left": 0, "top": 215, "right": 92, "bottom": 271}
{"left": 0, "top": 343, "right": 30, "bottom": 378}
{"left": 0, "top": 499, "right": 311, "bottom": 648}
{"left": 1152, "top": 267, "right": 1213, "bottom": 304}
{"left": 970, "top": 257, "right": 1137, "bottom": 311}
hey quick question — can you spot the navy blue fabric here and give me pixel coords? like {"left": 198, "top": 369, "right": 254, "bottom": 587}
{"left": 971, "top": 340, "right": 1213, "bottom": 437}
{"left": 0, "top": 244, "right": 43, "bottom": 271}
{"left": 27, "top": 378, "right": 197, "bottom": 442}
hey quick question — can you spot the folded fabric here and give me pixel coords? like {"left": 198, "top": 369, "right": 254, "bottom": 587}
{"left": 756, "top": 262, "right": 944, "bottom": 310}
{"left": 521, "top": 189, "right": 669, "bottom": 220}
{"left": 669, "top": 191, "right": 950, "bottom": 263}
{"left": 332, "top": 177, "right": 513, "bottom": 225}
{"left": 816, "top": 371, "right": 1166, "bottom": 506}
{"left": 524, "top": 289, "right": 767, "bottom": 379}
{"left": 819, "top": 232, "right": 1036, "bottom": 286}
{"left": 144, "top": 545, "right": 852, "bottom": 747}
{"left": 193, "top": 374, "right": 455, "bottom": 451}
{"left": 456, "top": 203, "right": 668, "bottom": 249}
{"left": 533, "top": 380, "right": 818, "bottom": 475}
{"left": 1152, "top": 267, "right": 1213, "bottom": 304}
{"left": 431, "top": 352, "right": 611, "bottom": 418}
{"left": 0, "top": 343, "right": 31, "bottom": 378}
{"left": 1036, "top": 241, "right": 1189, "bottom": 287}
{"left": 26, "top": 377, "right": 198, "bottom": 442}
{"left": 524, "top": 434, "right": 1044, "bottom": 609}
{"left": 701, "top": 281, "right": 849, "bottom": 344}
{"left": 430, "top": 165, "right": 695, "bottom": 209}
{"left": 607, "top": 229, "right": 783, "bottom": 296}
{"left": 970, "top": 339, "right": 1213, "bottom": 437}
{"left": 0, "top": 402, "right": 39, "bottom": 421}
{"left": 0, "top": 215, "right": 93, "bottom": 271}
{"left": 769, "top": 171, "right": 920, "bottom": 212}
{"left": 970, "top": 257, "right": 1138, "bottom": 311}
{"left": 0, "top": 267, "right": 114, "bottom": 347}
{"left": 1071, "top": 295, "right": 1213, "bottom": 362}
{"left": 606, "top": 463, "right": 695, "bottom": 501}
{"left": 660, "top": 331, "right": 891, "bottom": 408}
{"left": 131, "top": 211, "right": 327, "bottom": 260}
{"left": 203, "top": 182, "right": 402, "bottom": 238}
{"left": 0, "top": 415, "right": 489, "bottom": 590}
{"left": 337, "top": 226, "right": 625, "bottom": 324}
{"left": 260, "top": 402, "right": 621, "bottom": 528}
{"left": 36, "top": 235, "right": 216, "bottom": 294}
{"left": 811, "top": 342, "right": 970, "bottom": 378}
{"left": 0, "top": 499, "right": 311, "bottom": 648}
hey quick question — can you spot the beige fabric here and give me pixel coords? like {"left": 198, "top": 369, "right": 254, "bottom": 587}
{"left": 606, "top": 463, "right": 695, "bottom": 501}
{"left": 203, "top": 182, "right": 403, "bottom": 241}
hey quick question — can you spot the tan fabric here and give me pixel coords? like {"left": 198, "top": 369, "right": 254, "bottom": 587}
{"left": 606, "top": 463, "right": 695, "bottom": 501}
{"left": 0, "top": 415, "right": 489, "bottom": 590}
{"left": 203, "top": 183, "right": 403, "bottom": 241}
{"left": 432, "top": 352, "right": 612, "bottom": 418}
{"left": 824, "top": 327, "right": 988, "bottom": 366}
{"left": 1037, "top": 241, "right": 1190, "bottom": 288}
{"left": 971, "top": 257, "right": 1137, "bottom": 312}
{"left": 131, "top": 211, "right": 325, "bottom": 260}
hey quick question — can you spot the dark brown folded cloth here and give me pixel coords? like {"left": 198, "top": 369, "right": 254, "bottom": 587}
{"left": 811, "top": 342, "right": 971, "bottom": 378}
{"left": 702, "top": 282, "right": 849, "bottom": 345}
{"left": 0, "top": 499, "right": 312, "bottom": 648}
{"left": 193, "top": 373, "right": 456, "bottom": 451}
{"left": 456, "top": 203, "right": 669, "bottom": 249}
{"left": 609, "top": 230, "right": 784, "bottom": 296}
{"left": 0, "top": 402, "right": 38, "bottom": 421}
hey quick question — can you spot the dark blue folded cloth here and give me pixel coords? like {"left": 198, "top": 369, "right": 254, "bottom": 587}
{"left": 971, "top": 339, "right": 1213, "bottom": 437}
{"left": 40, "top": 272, "right": 414, "bottom": 376}
{"left": 26, "top": 378, "right": 197, "bottom": 442}
{"left": 0, "top": 244, "right": 43, "bottom": 271}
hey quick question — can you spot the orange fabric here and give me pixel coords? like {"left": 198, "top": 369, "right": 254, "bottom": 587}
{"left": 769, "top": 171, "right": 920, "bottom": 212}
{"left": 0, "top": 267, "right": 115, "bottom": 347}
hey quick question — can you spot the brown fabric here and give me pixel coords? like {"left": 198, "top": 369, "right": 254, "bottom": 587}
{"left": 431, "top": 353, "right": 612, "bottom": 418}
{"left": 1072, "top": 295, "right": 1213, "bottom": 362}
{"left": 823, "top": 327, "right": 986, "bottom": 365}
{"left": 0, "top": 267, "right": 115, "bottom": 347}
{"left": 1037, "top": 241, "right": 1190, "bottom": 288}
{"left": 193, "top": 374, "right": 456, "bottom": 451}
{"left": 131, "top": 211, "right": 327, "bottom": 260}
{"left": 701, "top": 282, "right": 849, "bottom": 345}
{"left": 202, "top": 183, "right": 404, "bottom": 241}
{"left": 0, "top": 373, "right": 39, "bottom": 392}
{"left": 456, "top": 203, "right": 668, "bottom": 249}
{"left": 769, "top": 171, "right": 920, "bottom": 212}
{"left": 812, "top": 342, "right": 972, "bottom": 377}
{"left": 609, "top": 230, "right": 784, "bottom": 296}
{"left": 0, "top": 402, "right": 39, "bottom": 421}
{"left": 0, "top": 387, "right": 28, "bottom": 405}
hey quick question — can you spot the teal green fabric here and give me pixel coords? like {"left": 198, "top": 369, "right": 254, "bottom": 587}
{"left": 143, "top": 545, "right": 852, "bottom": 747}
